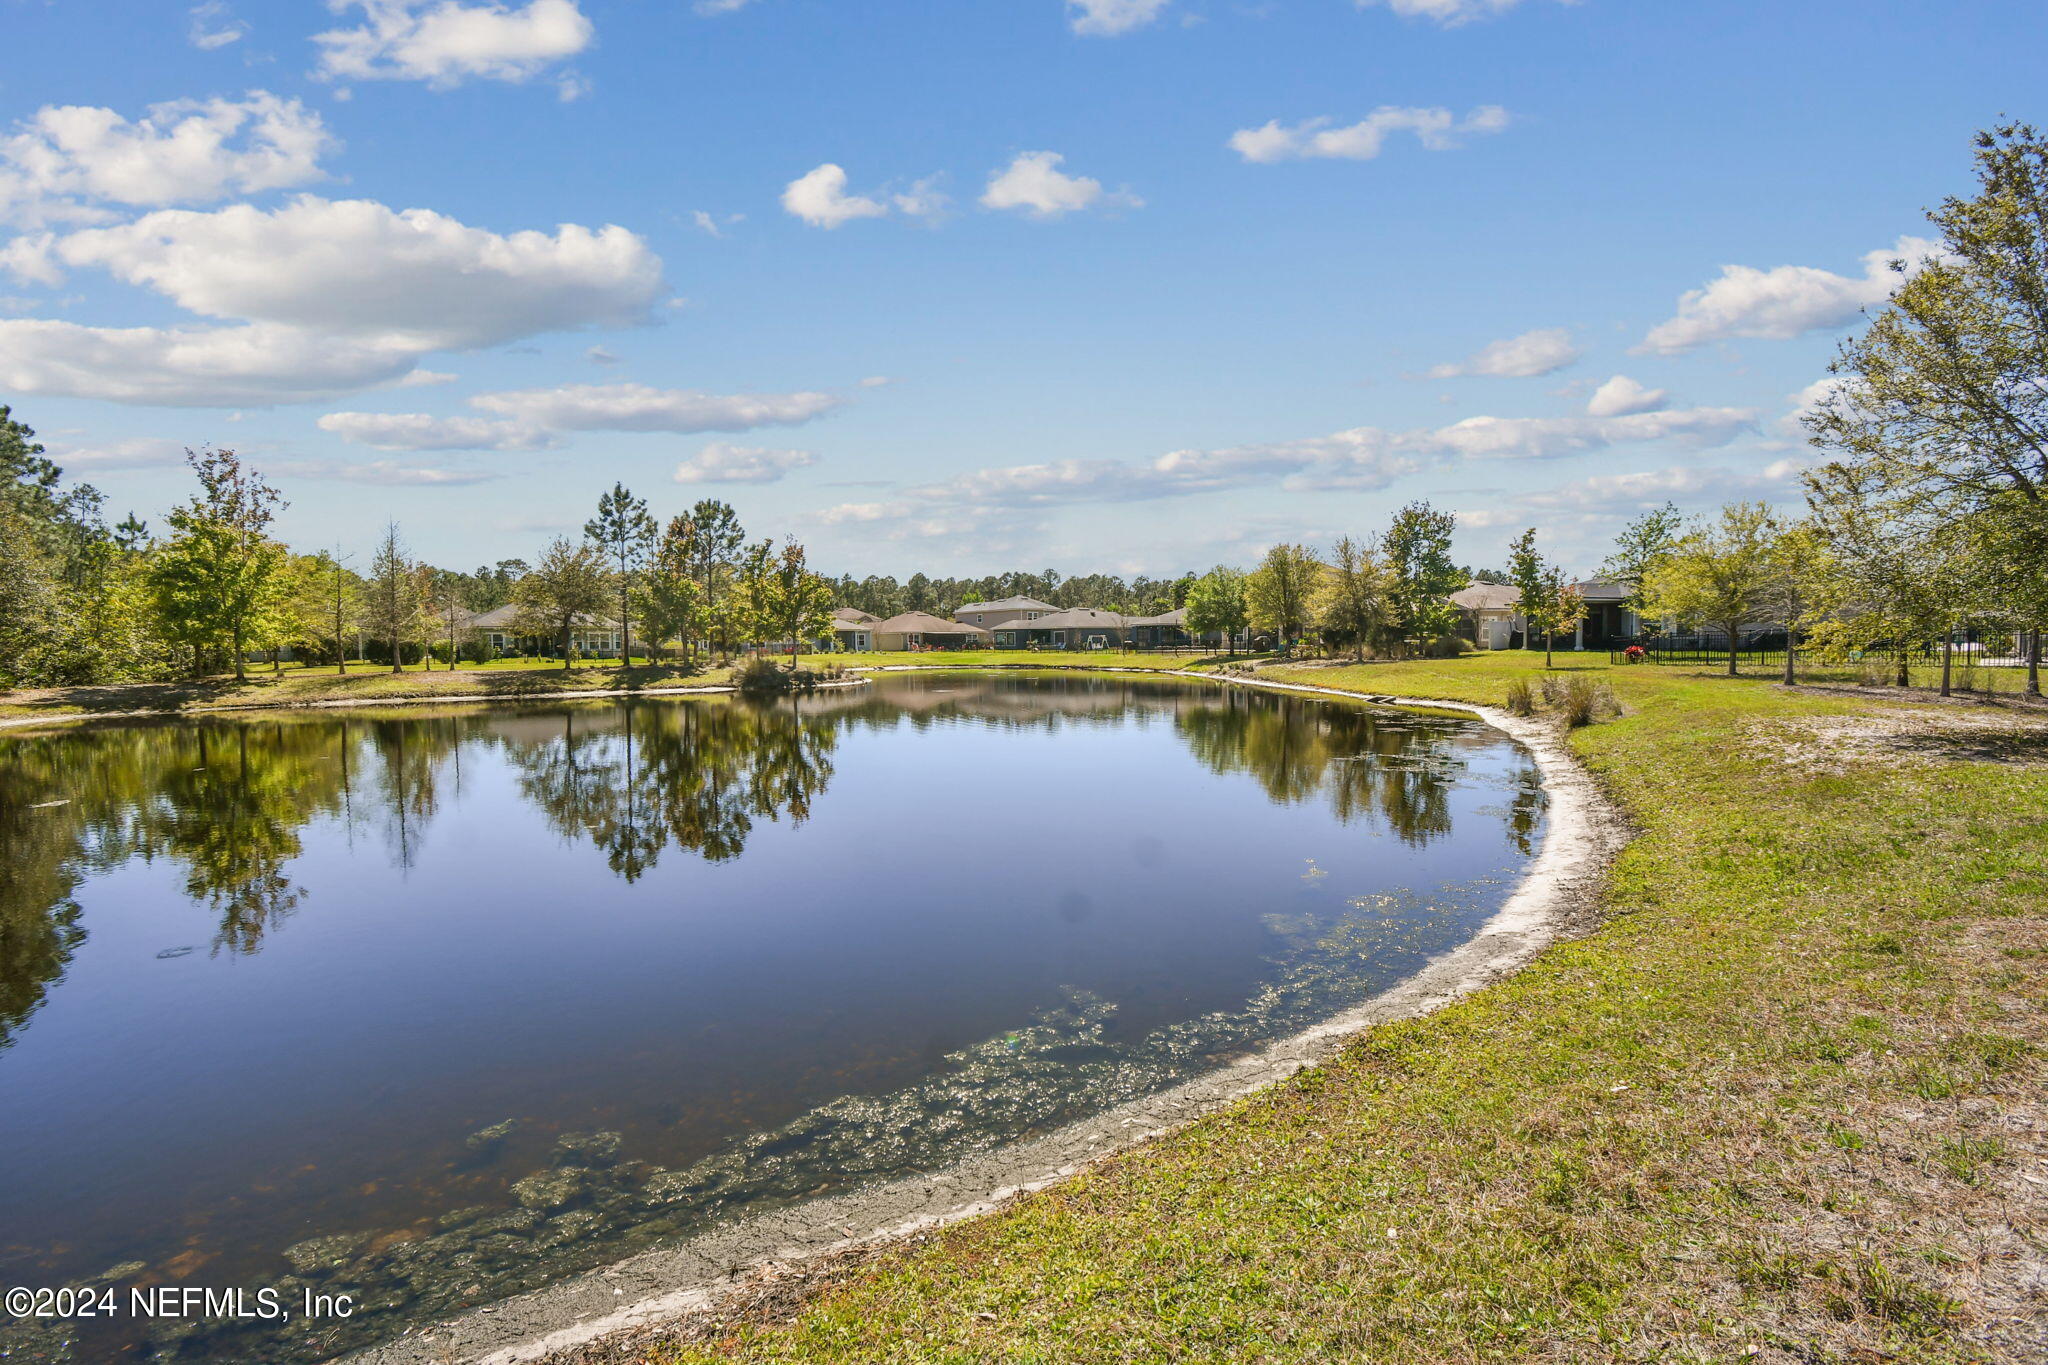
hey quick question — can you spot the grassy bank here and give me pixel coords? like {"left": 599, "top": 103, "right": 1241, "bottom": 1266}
{"left": 0, "top": 658, "right": 736, "bottom": 724}
{"left": 626, "top": 654, "right": 2045, "bottom": 1363}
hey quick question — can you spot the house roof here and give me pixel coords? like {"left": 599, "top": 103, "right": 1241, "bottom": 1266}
{"left": 952, "top": 595, "right": 1059, "bottom": 617}
{"left": 1003, "top": 608, "right": 1128, "bottom": 631}
{"left": 459, "top": 604, "right": 619, "bottom": 630}
{"left": 872, "top": 611, "right": 991, "bottom": 636}
{"left": 1571, "top": 579, "right": 1631, "bottom": 602}
{"left": 1124, "top": 607, "right": 1187, "bottom": 627}
{"left": 1449, "top": 583, "right": 1520, "bottom": 611}
{"left": 831, "top": 606, "right": 879, "bottom": 623}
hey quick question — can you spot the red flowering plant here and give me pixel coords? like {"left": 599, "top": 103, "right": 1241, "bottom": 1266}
{"left": 1623, "top": 644, "right": 1646, "bottom": 663}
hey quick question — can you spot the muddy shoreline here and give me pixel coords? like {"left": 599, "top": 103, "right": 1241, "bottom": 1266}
{"left": 339, "top": 671, "right": 1628, "bottom": 1365}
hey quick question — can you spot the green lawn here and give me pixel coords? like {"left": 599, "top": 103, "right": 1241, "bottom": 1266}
{"left": 639, "top": 654, "right": 2046, "bottom": 1364}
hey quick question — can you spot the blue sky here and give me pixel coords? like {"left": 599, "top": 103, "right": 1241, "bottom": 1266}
{"left": 2, "top": 0, "right": 2041, "bottom": 578}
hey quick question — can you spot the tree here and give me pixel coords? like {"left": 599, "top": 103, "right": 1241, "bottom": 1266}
{"left": 1247, "top": 544, "right": 1322, "bottom": 654}
{"left": 1382, "top": 501, "right": 1464, "bottom": 651}
{"left": 420, "top": 567, "right": 472, "bottom": 669}
{"left": 362, "top": 523, "right": 424, "bottom": 674}
{"left": 1808, "top": 492, "right": 1987, "bottom": 694}
{"left": 732, "top": 538, "right": 776, "bottom": 650}
{"left": 313, "top": 548, "right": 361, "bottom": 675}
{"left": 1757, "top": 522, "right": 1830, "bottom": 686}
{"left": 763, "top": 538, "right": 836, "bottom": 668}
{"left": 677, "top": 499, "right": 745, "bottom": 656}
{"left": 1316, "top": 536, "right": 1393, "bottom": 661}
{"left": 638, "top": 515, "right": 704, "bottom": 663}
{"left": 1806, "top": 124, "right": 2048, "bottom": 690}
{"left": 0, "top": 506, "right": 63, "bottom": 686}
{"left": 1600, "top": 502, "right": 1683, "bottom": 622}
{"left": 1641, "top": 503, "right": 1781, "bottom": 677}
{"left": 585, "top": 483, "right": 656, "bottom": 666}
{"left": 146, "top": 448, "right": 290, "bottom": 680}
{"left": 1184, "top": 565, "right": 1250, "bottom": 655}
{"left": 514, "top": 537, "right": 611, "bottom": 670}
{"left": 1507, "top": 528, "right": 1586, "bottom": 669}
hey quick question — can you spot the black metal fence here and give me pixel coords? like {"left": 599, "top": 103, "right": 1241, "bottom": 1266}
{"left": 1610, "top": 632, "right": 2042, "bottom": 669}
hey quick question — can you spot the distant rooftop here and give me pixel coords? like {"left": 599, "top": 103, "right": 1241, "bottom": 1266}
{"left": 953, "top": 596, "right": 1058, "bottom": 614}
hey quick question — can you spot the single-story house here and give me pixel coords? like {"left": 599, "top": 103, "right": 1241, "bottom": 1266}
{"left": 1568, "top": 579, "right": 1641, "bottom": 649}
{"left": 1125, "top": 607, "right": 1196, "bottom": 648}
{"left": 829, "top": 606, "right": 878, "bottom": 651}
{"left": 870, "top": 611, "right": 994, "bottom": 651}
{"left": 996, "top": 608, "right": 1129, "bottom": 650}
{"left": 459, "top": 604, "right": 622, "bottom": 658}
{"left": 951, "top": 595, "right": 1059, "bottom": 631}
{"left": 1449, "top": 582, "right": 1520, "bottom": 650}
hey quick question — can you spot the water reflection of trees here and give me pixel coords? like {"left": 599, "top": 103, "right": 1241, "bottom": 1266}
{"left": 1175, "top": 689, "right": 1463, "bottom": 844}
{"left": 506, "top": 698, "right": 839, "bottom": 880}
{"left": 0, "top": 677, "right": 1522, "bottom": 1050}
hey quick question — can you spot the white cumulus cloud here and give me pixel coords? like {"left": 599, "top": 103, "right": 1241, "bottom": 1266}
{"left": 1637, "top": 235, "right": 1945, "bottom": 355}
{"left": 321, "top": 383, "right": 846, "bottom": 451}
{"left": 781, "top": 163, "right": 890, "bottom": 229}
{"left": 0, "top": 92, "right": 334, "bottom": 228}
{"left": 673, "top": 442, "right": 818, "bottom": 484}
{"left": 314, "top": 0, "right": 594, "bottom": 88}
{"left": 1068, "top": 0, "right": 1171, "bottom": 36}
{"left": 1584, "top": 374, "right": 1669, "bottom": 417}
{"left": 1426, "top": 326, "right": 1580, "bottom": 379}
{"left": 1230, "top": 105, "right": 1509, "bottom": 164}
{"left": 470, "top": 382, "right": 844, "bottom": 433}
{"left": 981, "top": 151, "right": 1139, "bottom": 219}
{"left": 1356, "top": 0, "right": 1557, "bottom": 28}
{"left": 188, "top": 2, "right": 251, "bottom": 50}
{"left": 0, "top": 318, "right": 421, "bottom": 406}
{"left": 816, "top": 400, "right": 1756, "bottom": 538}
{"left": 0, "top": 197, "right": 665, "bottom": 406}
{"left": 33, "top": 196, "right": 663, "bottom": 351}
{"left": 316, "top": 411, "right": 553, "bottom": 450}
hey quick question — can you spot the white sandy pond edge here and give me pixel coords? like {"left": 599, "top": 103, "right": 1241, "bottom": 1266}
{"left": 343, "top": 671, "right": 1628, "bottom": 1365}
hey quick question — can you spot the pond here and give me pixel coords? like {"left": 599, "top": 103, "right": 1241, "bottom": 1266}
{"left": 0, "top": 672, "right": 1545, "bottom": 1362}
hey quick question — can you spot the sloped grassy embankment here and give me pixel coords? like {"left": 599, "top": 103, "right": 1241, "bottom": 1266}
{"left": 610, "top": 655, "right": 2048, "bottom": 1364}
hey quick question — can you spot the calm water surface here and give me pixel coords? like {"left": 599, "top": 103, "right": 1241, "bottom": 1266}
{"left": 0, "top": 673, "right": 1544, "bottom": 1361}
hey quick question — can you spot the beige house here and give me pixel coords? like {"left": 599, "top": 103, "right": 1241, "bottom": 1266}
{"left": 1449, "top": 583, "right": 1521, "bottom": 650}
{"left": 951, "top": 595, "right": 1058, "bottom": 632}
{"left": 870, "top": 611, "right": 994, "bottom": 651}
{"left": 459, "top": 604, "right": 622, "bottom": 658}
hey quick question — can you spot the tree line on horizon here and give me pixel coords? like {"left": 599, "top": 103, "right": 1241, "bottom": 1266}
{"left": 2, "top": 125, "right": 2041, "bottom": 695}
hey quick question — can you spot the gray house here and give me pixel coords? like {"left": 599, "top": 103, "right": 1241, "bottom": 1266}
{"left": 951, "top": 595, "right": 1059, "bottom": 632}
{"left": 871, "top": 611, "right": 994, "bottom": 651}
{"left": 1125, "top": 607, "right": 1195, "bottom": 648}
{"left": 1568, "top": 580, "right": 1640, "bottom": 648}
{"left": 995, "top": 608, "right": 1129, "bottom": 650}
{"left": 829, "top": 606, "right": 878, "bottom": 651}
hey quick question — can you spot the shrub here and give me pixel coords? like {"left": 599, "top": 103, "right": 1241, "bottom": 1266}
{"left": 1504, "top": 677, "right": 1535, "bottom": 717}
{"left": 1560, "top": 675, "right": 1602, "bottom": 728}
{"left": 736, "top": 657, "right": 834, "bottom": 694}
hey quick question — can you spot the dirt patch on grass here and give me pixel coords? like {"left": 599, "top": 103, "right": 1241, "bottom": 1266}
{"left": 1760, "top": 705, "right": 2048, "bottom": 775}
